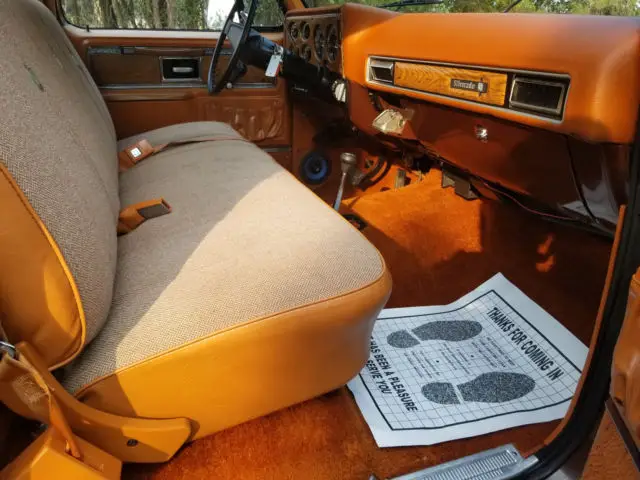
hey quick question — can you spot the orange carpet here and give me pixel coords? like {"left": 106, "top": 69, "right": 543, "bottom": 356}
{"left": 125, "top": 170, "right": 612, "bottom": 480}
{"left": 582, "top": 409, "right": 638, "bottom": 479}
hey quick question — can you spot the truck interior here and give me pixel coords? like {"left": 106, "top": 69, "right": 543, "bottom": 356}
{"left": 0, "top": 0, "right": 638, "bottom": 478}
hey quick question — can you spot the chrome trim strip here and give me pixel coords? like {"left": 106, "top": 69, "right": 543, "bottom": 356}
{"left": 101, "top": 83, "right": 207, "bottom": 90}
{"left": 228, "top": 82, "right": 278, "bottom": 89}
{"left": 87, "top": 46, "right": 233, "bottom": 55}
{"left": 87, "top": 46, "right": 121, "bottom": 55}
{"left": 367, "top": 55, "right": 571, "bottom": 80}
{"left": 100, "top": 82, "right": 277, "bottom": 90}
{"left": 365, "top": 56, "right": 570, "bottom": 124}
{"left": 136, "top": 46, "right": 203, "bottom": 54}
{"left": 286, "top": 14, "right": 340, "bottom": 20}
{"left": 367, "top": 79, "right": 564, "bottom": 125}
{"left": 262, "top": 146, "right": 292, "bottom": 153}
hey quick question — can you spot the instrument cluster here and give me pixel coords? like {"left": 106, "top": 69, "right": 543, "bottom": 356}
{"left": 285, "top": 13, "right": 342, "bottom": 73}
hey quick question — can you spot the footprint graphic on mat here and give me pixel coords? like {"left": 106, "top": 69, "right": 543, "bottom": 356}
{"left": 387, "top": 320, "right": 483, "bottom": 348}
{"left": 421, "top": 372, "right": 536, "bottom": 405}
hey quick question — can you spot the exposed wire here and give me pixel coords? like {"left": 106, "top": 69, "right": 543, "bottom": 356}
{"left": 563, "top": 135, "right": 600, "bottom": 225}
{"left": 478, "top": 178, "right": 580, "bottom": 222}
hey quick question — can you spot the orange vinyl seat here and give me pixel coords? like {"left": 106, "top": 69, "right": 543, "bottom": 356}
{"left": 0, "top": 0, "right": 390, "bottom": 446}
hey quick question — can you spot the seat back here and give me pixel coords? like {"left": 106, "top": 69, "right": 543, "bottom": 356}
{"left": 0, "top": 0, "right": 118, "bottom": 367}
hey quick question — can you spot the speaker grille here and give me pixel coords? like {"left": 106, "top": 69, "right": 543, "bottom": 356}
{"left": 299, "top": 151, "right": 331, "bottom": 185}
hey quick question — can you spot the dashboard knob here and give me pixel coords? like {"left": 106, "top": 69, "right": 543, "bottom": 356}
{"left": 332, "top": 79, "right": 347, "bottom": 103}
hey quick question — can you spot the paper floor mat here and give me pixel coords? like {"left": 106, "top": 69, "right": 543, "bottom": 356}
{"left": 348, "top": 273, "right": 588, "bottom": 447}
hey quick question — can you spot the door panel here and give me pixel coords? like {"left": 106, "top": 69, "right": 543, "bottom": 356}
{"left": 65, "top": 26, "right": 291, "bottom": 147}
{"left": 88, "top": 47, "right": 274, "bottom": 87}
{"left": 611, "top": 267, "right": 640, "bottom": 449}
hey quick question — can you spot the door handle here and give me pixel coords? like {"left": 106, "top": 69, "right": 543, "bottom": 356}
{"left": 161, "top": 58, "right": 200, "bottom": 81}
{"left": 172, "top": 66, "right": 194, "bottom": 74}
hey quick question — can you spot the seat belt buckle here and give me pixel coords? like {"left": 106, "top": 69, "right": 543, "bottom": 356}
{"left": 118, "top": 139, "right": 155, "bottom": 172}
{"left": 0, "top": 340, "right": 17, "bottom": 359}
{"left": 137, "top": 198, "right": 172, "bottom": 221}
{"left": 117, "top": 198, "right": 171, "bottom": 235}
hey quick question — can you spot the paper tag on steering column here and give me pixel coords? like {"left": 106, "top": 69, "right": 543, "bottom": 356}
{"left": 265, "top": 45, "right": 283, "bottom": 78}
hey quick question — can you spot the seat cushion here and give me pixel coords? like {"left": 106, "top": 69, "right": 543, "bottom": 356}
{"left": 117, "top": 121, "right": 242, "bottom": 152}
{"left": 63, "top": 126, "right": 391, "bottom": 438}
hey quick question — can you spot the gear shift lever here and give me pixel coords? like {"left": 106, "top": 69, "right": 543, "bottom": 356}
{"left": 333, "top": 152, "right": 357, "bottom": 211}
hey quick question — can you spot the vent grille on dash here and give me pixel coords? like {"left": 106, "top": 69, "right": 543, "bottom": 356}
{"left": 369, "top": 59, "right": 394, "bottom": 84}
{"left": 509, "top": 76, "right": 568, "bottom": 118}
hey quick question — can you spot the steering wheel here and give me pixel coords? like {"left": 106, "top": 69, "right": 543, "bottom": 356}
{"left": 208, "top": 0, "right": 259, "bottom": 94}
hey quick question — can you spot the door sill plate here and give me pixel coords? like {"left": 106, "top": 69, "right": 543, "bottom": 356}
{"left": 390, "top": 444, "right": 536, "bottom": 480}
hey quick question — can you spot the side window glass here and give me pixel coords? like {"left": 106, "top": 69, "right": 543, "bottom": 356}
{"left": 61, "top": 0, "right": 284, "bottom": 30}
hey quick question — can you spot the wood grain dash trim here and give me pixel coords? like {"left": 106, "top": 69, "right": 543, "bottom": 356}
{"left": 393, "top": 62, "right": 508, "bottom": 107}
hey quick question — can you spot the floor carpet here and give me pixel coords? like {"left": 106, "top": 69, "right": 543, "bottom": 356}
{"left": 125, "top": 170, "right": 612, "bottom": 480}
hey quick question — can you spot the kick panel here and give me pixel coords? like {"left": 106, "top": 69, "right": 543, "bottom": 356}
{"left": 199, "top": 95, "right": 289, "bottom": 144}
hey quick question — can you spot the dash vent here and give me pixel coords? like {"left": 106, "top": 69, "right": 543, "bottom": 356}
{"left": 509, "top": 76, "right": 568, "bottom": 118}
{"left": 369, "top": 59, "right": 394, "bottom": 84}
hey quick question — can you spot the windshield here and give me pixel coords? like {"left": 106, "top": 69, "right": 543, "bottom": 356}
{"left": 304, "top": 0, "right": 639, "bottom": 15}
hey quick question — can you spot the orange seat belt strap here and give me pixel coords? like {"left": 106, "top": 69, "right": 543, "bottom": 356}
{"left": 0, "top": 325, "right": 82, "bottom": 460}
{"left": 117, "top": 198, "right": 171, "bottom": 235}
{"left": 0, "top": 327, "right": 192, "bottom": 464}
{"left": 118, "top": 136, "right": 248, "bottom": 172}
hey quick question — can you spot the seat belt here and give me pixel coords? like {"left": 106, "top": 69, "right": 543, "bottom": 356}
{"left": 0, "top": 322, "right": 192, "bottom": 463}
{"left": 0, "top": 323, "right": 82, "bottom": 459}
{"left": 117, "top": 198, "right": 171, "bottom": 236}
{"left": 118, "top": 135, "right": 248, "bottom": 172}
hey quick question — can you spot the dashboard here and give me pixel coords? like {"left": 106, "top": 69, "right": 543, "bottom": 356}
{"left": 339, "top": 4, "right": 640, "bottom": 144}
{"left": 285, "top": 5, "right": 640, "bottom": 231}
{"left": 286, "top": 4, "right": 640, "bottom": 144}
